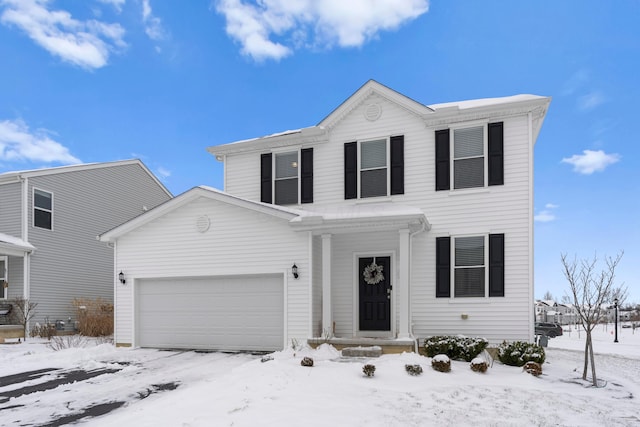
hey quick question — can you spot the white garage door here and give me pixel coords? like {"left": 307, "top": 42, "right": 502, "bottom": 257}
{"left": 136, "top": 274, "right": 284, "bottom": 351}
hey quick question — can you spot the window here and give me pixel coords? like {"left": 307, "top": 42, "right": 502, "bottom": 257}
{"left": 453, "top": 126, "right": 484, "bottom": 189}
{"left": 436, "top": 233, "right": 504, "bottom": 298}
{"left": 261, "top": 148, "right": 313, "bottom": 205}
{"left": 360, "top": 139, "right": 387, "bottom": 198}
{"left": 33, "top": 189, "right": 52, "bottom": 230}
{"left": 0, "top": 257, "right": 6, "bottom": 299}
{"left": 435, "top": 122, "right": 503, "bottom": 191}
{"left": 344, "top": 136, "right": 404, "bottom": 199}
{"left": 275, "top": 151, "right": 299, "bottom": 205}
{"left": 454, "top": 236, "right": 485, "bottom": 297}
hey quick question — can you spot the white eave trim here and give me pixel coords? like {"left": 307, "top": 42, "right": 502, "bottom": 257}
{"left": 0, "top": 232, "right": 35, "bottom": 256}
{"left": 99, "top": 186, "right": 303, "bottom": 242}
{"left": 207, "top": 126, "right": 328, "bottom": 157}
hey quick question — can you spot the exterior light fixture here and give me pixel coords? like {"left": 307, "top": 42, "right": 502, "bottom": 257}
{"left": 118, "top": 271, "right": 126, "bottom": 285}
{"left": 292, "top": 263, "right": 299, "bottom": 279}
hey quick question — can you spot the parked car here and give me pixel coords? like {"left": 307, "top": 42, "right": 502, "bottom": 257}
{"left": 535, "top": 322, "right": 563, "bottom": 337}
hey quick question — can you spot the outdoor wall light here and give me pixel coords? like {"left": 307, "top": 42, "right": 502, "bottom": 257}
{"left": 118, "top": 271, "right": 126, "bottom": 285}
{"left": 292, "top": 263, "right": 299, "bottom": 279}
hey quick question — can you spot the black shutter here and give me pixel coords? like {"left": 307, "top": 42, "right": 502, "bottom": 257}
{"left": 489, "top": 233, "right": 505, "bottom": 297}
{"left": 344, "top": 142, "right": 357, "bottom": 199}
{"left": 390, "top": 135, "right": 404, "bottom": 195}
{"left": 260, "top": 153, "right": 272, "bottom": 204}
{"left": 300, "top": 148, "right": 313, "bottom": 204}
{"left": 435, "top": 129, "right": 450, "bottom": 191}
{"left": 488, "top": 122, "right": 504, "bottom": 186}
{"left": 436, "top": 237, "right": 451, "bottom": 298}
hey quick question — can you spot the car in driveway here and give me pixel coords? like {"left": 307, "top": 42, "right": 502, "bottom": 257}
{"left": 535, "top": 322, "right": 563, "bottom": 337}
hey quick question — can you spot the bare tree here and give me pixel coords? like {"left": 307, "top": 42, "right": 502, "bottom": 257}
{"left": 561, "top": 251, "right": 623, "bottom": 387}
{"left": 542, "top": 290, "right": 554, "bottom": 301}
{"left": 608, "top": 284, "right": 629, "bottom": 308}
{"left": 9, "top": 297, "right": 38, "bottom": 341}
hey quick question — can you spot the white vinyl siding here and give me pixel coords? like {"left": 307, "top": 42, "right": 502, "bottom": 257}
{"left": 114, "top": 195, "right": 310, "bottom": 348}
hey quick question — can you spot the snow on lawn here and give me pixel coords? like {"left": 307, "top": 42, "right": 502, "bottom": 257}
{"left": 1, "top": 327, "right": 639, "bottom": 427}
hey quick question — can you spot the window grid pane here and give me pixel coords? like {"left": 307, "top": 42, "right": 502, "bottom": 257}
{"left": 454, "top": 126, "right": 483, "bottom": 158}
{"left": 361, "top": 139, "right": 387, "bottom": 169}
{"left": 275, "top": 152, "right": 298, "bottom": 179}
{"left": 361, "top": 169, "right": 387, "bottom": 198}
{"left": 454, "top": 267, "right": 485, "bottom": 297}
{"left": 34, "top": 189, "right": 52, "bottom": 211}
{"left": 275, "top": 178, "right": 298, "bottom": 205}
{"left": 34, "top": 209, "right": 52, "bottom": 230}
{"left": 454, "top": 158, "right": 484, "bottom": 189}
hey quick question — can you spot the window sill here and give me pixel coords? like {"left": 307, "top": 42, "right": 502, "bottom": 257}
{"left": 355, "top": 196, "right": 393, "bottom": 204}
{"left": 447, "top": 187, "right": 490, "bottom": 196}
{"left": 447, "top": 297, "right": 493, "bottom": 303}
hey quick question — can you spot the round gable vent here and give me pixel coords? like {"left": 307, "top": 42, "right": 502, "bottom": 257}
{"left": 364, "top": 103, "right": 382, "bottom": 121}
{"left": 196, "top": 215, "right": 210, "bottom": 233}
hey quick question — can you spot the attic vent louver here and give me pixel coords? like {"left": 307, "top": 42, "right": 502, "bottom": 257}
{"left": 196, "top": 215, "right": 210, "bottom": 233}
{"left": 364, "top": 103, "right": 382, "bottom": 121}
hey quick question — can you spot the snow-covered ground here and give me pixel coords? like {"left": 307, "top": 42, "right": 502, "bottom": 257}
{"left": 1, "top": 326, "right": 638, "bottom": 426}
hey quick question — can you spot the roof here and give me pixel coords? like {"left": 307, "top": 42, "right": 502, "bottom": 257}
{"left": 0, "top": 232, "right": 35, "bottom": 256}
{"left": 207, "top": 80, "right": 551, "bottom": 157}
{"left": 0, "top": 159, "right": 172, "bottom": 197}
{"left": 99, "top": 186, "right": 430, "bottom": 241}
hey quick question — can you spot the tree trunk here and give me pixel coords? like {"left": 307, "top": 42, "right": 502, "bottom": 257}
{"left": 582, "top": 333, "right": 590, "bottom": 380}
{"left": 589, "top": 335, "right": 598, "bottom": 387}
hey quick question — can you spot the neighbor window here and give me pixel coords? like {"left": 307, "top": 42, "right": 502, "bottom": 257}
{"left": 33, "top": 189, "right": 53, "bottom": 230}
{"left": 274, "top": 151, "right": 299, "bottom": 205}
{"left": 0, "top": 257, "right": 6, "bottom": 299}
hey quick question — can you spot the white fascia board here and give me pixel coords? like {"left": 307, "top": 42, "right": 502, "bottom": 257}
{"left": 99, "top": 186, "right": 302, "bottom": 242}
{"left": 207, "top": 126, "right": 328, "bottom": 157}
{"left": 290, "top": 211, "right": 430, "bottom": 235}
{"left": 0, "top": 232, "right": 35, "bottom": 255}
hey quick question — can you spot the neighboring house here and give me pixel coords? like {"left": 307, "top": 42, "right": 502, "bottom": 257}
{"left": 535, "top": 300, "right": 577, "bottom": 325}
{"left": 100, "top": 80, "right": 551, "bottom": 352}
{"left": 0, "top": 160, "right": 172, "bottom": 328}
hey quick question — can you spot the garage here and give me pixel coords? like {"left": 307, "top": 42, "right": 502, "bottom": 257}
{"left": 136, "top": 274, "right": 284, "bottom": 351}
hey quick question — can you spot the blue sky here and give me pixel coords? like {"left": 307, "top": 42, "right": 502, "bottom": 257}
{"left": 1, "top": 0, "right": 638, "bottom": 303}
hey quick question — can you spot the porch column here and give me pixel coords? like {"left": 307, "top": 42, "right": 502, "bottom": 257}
{"left": 398, "top": 228, "right": 410, "bottom": 338}
{"left": 321, "top": 234, "right": 333, "bottom": 336}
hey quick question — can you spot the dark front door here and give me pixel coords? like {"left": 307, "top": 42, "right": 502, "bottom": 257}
{"left": 359, "top": 256, "right": 391, "bottom": 331}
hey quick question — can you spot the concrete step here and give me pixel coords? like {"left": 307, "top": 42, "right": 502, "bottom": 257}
{"left": 341, "top": 345, "right": 382, "bottom": 358}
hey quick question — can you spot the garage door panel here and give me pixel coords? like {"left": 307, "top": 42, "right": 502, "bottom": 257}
{"left": 137, "top": 275, "right": 284, "bottom": 351}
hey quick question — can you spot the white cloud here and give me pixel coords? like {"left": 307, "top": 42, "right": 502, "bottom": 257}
{"left": 535, "top": 203, "right": 558, "bottom": 223}
{"left": 97, "top": 0, "right": 126, "bottom": 13}
{"left": 215, "top": 0, "right": 429, "bottom": 61}
{"left": 577, "top": 91, "right": 605, "bottom": 111}
{"left": 562, "top": 149, "right": 620, "bottom": 174}
{"left": 0, "top": 119, "right": 81, "bottom": 165}
{"left": 561, "top": 69, "right": 589, "bottom": 96}
{"left": 0, "top": 0, "right": 126, "bottom": 69}
{"left": 156, "top": 166, "right": 171, "bottom": 178}
{"left": 141, "top": 0, "right": 165, "bottom": 41}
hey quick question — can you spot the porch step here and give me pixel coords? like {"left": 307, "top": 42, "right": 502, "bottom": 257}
{"left": 341, "top": 346, "right": 382, "bottom": 358}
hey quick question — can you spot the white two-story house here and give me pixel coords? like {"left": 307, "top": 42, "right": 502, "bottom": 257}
{"left": 100, "top": 81, "right": 550, "bottom": 352}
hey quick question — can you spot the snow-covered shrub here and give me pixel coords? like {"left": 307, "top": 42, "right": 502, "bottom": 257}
{"left": 431, "top": 354, "right": 451, "bottom": 372}
{"left": 523, "top": 361, "right": 542, "bottom": 376}
{"left": 405, "top": 364, "right": 423, "bottom": 376}
{"left": 497, "top": 341, "right": 545, "bottom": 367}
{"left": 423, "top": 335, "right": 489, "bottom": 362}
{"left": 362, "top": 364, "right": 376, "bottom": 377}
{"left": 470, "top": 357, "right": 488, "bottom": 373}
{"left": 301, "top": 357, "right": 314, "bottom": 367}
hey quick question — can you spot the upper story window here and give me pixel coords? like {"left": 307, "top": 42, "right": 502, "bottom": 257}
{"left": 0, "top": 256, "right": 6, "bottom": 299}
{"left": 33, "top": 188, "right": 53, "bottom": 230}
{"left": 436, "top": 233, "right": 504, "bottom": 298}
{"left": 274, "top": 151, "right": 299, "bottom": 205}
{"left": 261, "top": 148, "right": 313, "bottom": 205}
{"left": 344, "top": 135, "right": 404, "bottom": 200}
{"left": 435, "top": 122, "right": 503, "bottom": 191}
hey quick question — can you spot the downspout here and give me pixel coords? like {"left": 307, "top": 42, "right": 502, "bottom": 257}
{"left": 528, "top": 111, "right": 535, "bottom": 342}
{"left": 21, "top": 176, "right": 30, "bottom": 300}
{"left": 409, "top": 220, "right": 428, "bottom": 353}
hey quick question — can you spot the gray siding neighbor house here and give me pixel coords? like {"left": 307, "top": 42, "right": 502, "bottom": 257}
{"left": 0, "top": 160, "right": 172, "bottom": 328}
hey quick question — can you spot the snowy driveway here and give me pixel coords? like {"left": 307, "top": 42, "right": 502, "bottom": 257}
{"left": 0, "top": 346, "right": 255, "bottom": 426}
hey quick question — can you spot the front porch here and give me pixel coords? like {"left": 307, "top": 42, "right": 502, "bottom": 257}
{"left": 307, "top": 336, "right": 416, "bottom": 355}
